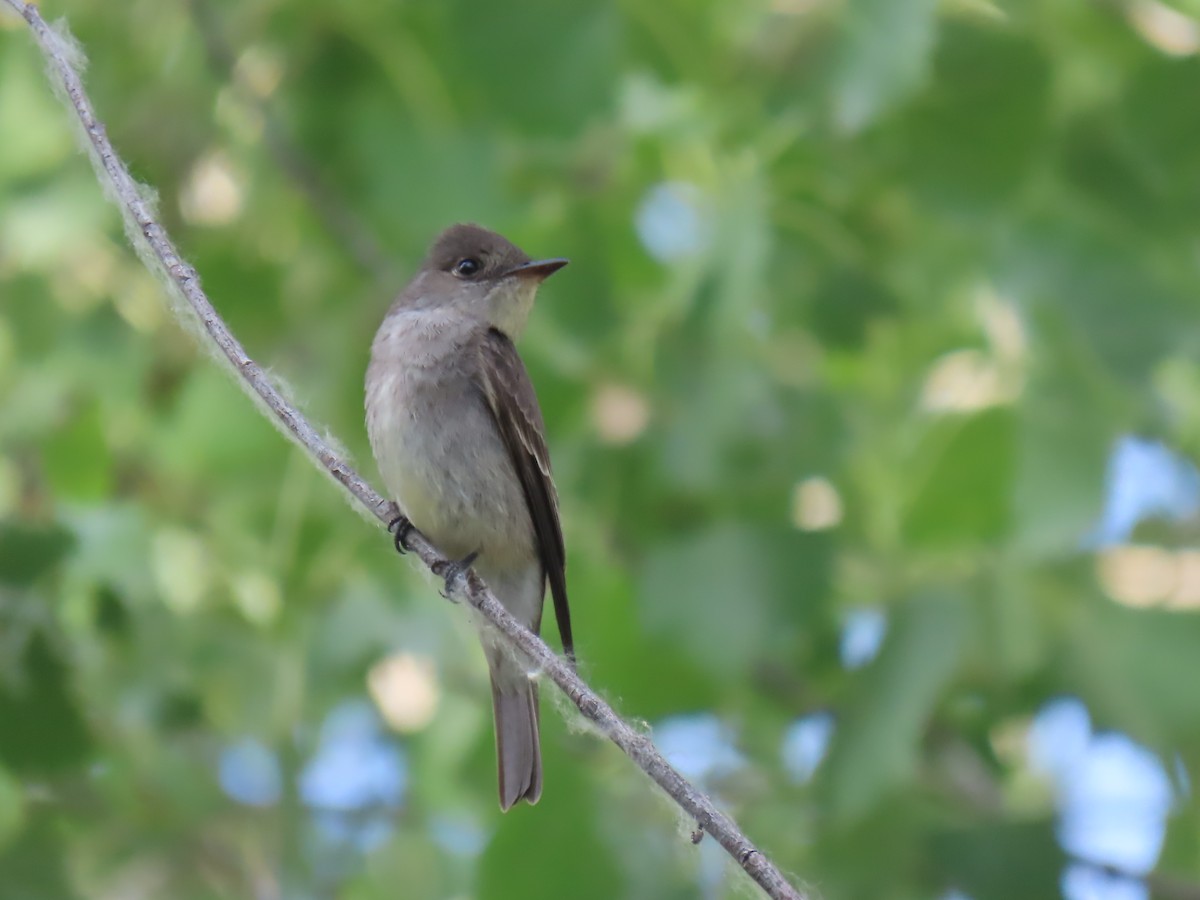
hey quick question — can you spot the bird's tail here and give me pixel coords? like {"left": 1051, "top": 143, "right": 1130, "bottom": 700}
{"left": 488, "top": 650, "right": 542, "bottom": 811}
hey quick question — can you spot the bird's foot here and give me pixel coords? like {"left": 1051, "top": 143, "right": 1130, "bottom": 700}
{"left": 387, "top": 515, "right": 415, "bottom": 555}
{"left": 436, "top": 551, "right": 479, "bottom": 600}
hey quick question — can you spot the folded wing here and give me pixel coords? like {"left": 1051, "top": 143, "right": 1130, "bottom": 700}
{"left": 475, "top": 327, "right": 574, "bottom": 666}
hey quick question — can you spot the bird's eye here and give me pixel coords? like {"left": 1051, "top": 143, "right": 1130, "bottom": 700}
{"left": 453, "top": 258, "right": 481, "bottom": 278}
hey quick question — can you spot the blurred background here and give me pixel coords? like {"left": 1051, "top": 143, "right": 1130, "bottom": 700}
{"left": 2, "top": 0, "right": 1200, "bottom": 897}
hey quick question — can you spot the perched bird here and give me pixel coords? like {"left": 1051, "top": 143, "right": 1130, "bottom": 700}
{"left": 364, "top": 224, "right": 573, "bottom": 810}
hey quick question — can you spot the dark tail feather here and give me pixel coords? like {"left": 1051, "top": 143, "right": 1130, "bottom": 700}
{"left": 490, "top": 667, "right": 542, "bottom": 811}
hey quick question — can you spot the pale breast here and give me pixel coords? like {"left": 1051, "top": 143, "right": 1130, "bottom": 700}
{"left": 365, "top": 313, "right": 534, "bottom": 564}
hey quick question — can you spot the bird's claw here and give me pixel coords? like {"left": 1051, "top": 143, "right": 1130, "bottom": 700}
{"left": 437, "top": 551, "right": 479, "bottom": 600}
{"left": 387, "top": 516, "right": 415, "bottom": 555}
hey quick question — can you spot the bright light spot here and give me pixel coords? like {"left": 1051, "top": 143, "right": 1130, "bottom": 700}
{"left": 655, "top": 713, "right": 744, "bottom": 782}
{"left": 619, "top": 75, "right": 701, "bottom": 135}
{"left": 180, "top": 152, "right": 245, "bottom": 226}
{"left": 300, "top": 701, "right": 406, "bottom": 855}
{"left": 1127, "top": 0, "right": 1199, "bottom": 56}
{"left": 218, "top": 738, "right": 282, "bottom": 807}
{"left": 1057, "top": 734, "right": 1173, "bottom": 874}
{"left": 1027, "top": 698, "right": 1175, "bottom": 892}
{"left": 1097, "top": 545, "right": 1180, "bottom": 609}
{"left": 1027, "top": 696, "right": 1092, "bottom": 781}
{"left": 975, "top": 286, "right": 1026, "bottom": 362}
{"left": 152, "top": 528, "right": 210, "bottom": 614}
{"left": 1174, "top": 754, "right": 1192, "bottom": 800}
{"left": 313, "top": 809, "right": 395, "bottom": 853}
{"left": 231, "top": 570, "right": 281, "bottom": 626}
{"left": 989, "top": 717, "right": 1032, "bottom": 767}
{"left": 111, "top": 274, "right": 163, "bottom": 333}
{"left": 635, "top": 181, "right": 712, "bottom": 262}
{"left": 840, "top": 607, "right": 887, "bottom": 669}
{"left": 367, "top": 652, "right": 441, "bottom": 733}
{"left": 215, "top": 86, "right": 264, "bottom": 144}
{"left": 49, "top": 241, "right": 118, "bottom": 313}
{"left": 431, "top": 814, "right": 488, "bottom": 858}
{"left": 234, "top": 45, "right": 284, "bottom": 98}
{"left": 1086, "top": 436, "right": 1200, "bottom": 548}
{"left": 1062, "top": 864, "right": 1147, "bottom": 900}
{"left": 791, "top": 476, "right": 843, "bottom": 531}
{"left": 781, "top": 712, "right": 835, "bottom": 783}
{"left": 1170, "top": 550, "right": 1200, "bottom": 610}
{"left": 591, "top": 383, "right": 650, "bottom": 445}
{"left": 920, "top": 349, "right": 1012, "bottom": 412}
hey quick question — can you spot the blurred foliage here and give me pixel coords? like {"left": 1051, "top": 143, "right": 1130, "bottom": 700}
{"left": 2, "top": 0, "right": 1200, "bottom": 897}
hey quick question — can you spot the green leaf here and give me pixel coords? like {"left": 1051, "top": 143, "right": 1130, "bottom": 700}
{"left": 833, "top": 0, "right": 939, "bottom": 131}
{"left": 902, "top": 409, "right": 1015, "bottom": 547}
{"left": 639, "top": 524, "right": 829, "bottom": 676}
{"left": 1012, "top": 352, "right": 1109, "bottom": 557}
{"left": 1122, "top": 57, "right": 1200, "bottom": 206}
{"left": 41, "top": 400, "right": 113, "bottom": 502}
{"left": 442, "top": 0, "right": 619, "bottom": 136}
{"left": 155, "top": 368, "right": 281, "bottom": 477}
{"left": 0, "top": 817, "right": 80, "bottom": 900}
{"left": 0, "top": 766, "right": 23, "bottom": 851}
{"left": 1064, "top": 601, "right": 1200, "bottom": 745}
{"left": 808, "top": 269, "right": 900, "bottom": 351}
{"left": 929, "top": 820, "right": 1064, "bottom": 900}
{"left": 477, "top": 758, "right": 625, "bottom": 900}
{"left": 1000, "top": 220, "right": 1194, "bottom": 381}
{"left": 822, "top": 591, "right": 971, "bottom": 823}
{"left": 0, "top": 46, "right": 72, "bottom": 179}
{"left": 899, "top": 24, "right": 1050, "bottom": 210}
{"left": 0, "top": 632, "right": 93, "bottom": 774}
{"left": 0, "top": 522, "right": 74, "bottom": 588}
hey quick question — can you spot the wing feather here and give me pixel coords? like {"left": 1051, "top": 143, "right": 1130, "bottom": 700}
{"left": 476, "top": 328, "right": 574, "bottom": 666}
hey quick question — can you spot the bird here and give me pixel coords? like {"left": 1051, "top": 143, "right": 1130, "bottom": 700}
{"left": 364, "top": 223, "right": 573, "bottom": 810}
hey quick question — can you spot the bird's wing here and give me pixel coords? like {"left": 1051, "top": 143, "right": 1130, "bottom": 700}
{"left": 475, "top": 327, "right": 574, "bottom": 666}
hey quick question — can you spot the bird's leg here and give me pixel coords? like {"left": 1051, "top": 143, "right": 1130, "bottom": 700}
{"left": 436, "top": 551, "right": 479, "bottom": 600}
{"left": 387, "top": 515, "right": 415, "bottom": 555}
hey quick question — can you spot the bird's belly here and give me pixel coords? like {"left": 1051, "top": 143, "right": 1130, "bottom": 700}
{"left": 368, "top": 375, "right": 532, "bottom": 564}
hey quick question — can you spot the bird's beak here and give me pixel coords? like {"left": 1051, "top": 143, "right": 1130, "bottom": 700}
{"left": 509, "top": 258, "right": 569, "bottom": 280}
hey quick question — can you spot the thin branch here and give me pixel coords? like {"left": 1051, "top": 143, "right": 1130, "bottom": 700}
{"left": 1, "top": 4, "right": 807, "bottom": 898}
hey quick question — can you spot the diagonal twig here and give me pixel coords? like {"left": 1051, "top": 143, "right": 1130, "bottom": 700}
{"left": 0, "top": 3, "right": 807, "bottom": 897}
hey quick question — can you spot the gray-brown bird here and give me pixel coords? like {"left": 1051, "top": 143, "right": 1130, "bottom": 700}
{"left": 364, "top": 224, "right": 573, "bottom": 810}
